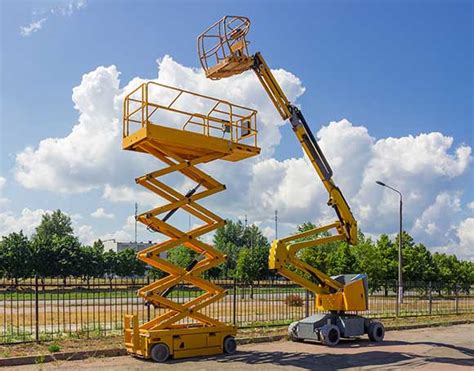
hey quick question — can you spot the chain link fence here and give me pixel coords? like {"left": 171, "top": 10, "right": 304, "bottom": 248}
{"left": 1, "top": 277, "right": 472, "bottom": 344}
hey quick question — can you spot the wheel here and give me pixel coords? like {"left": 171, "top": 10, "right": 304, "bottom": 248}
{"left": 288, "top": 321, "right": 303, "bottom": 342}
{"left": 368, "top": 321, "right": 385, "bottom": 342}
{"left": 150, "top": 343, "right": 170, "bottom": 363}
{"left": 223, "top": 336, "right": 237, "bottom": 354}
{"left": 320, "top": 324, "right": 340, "bottom": 346}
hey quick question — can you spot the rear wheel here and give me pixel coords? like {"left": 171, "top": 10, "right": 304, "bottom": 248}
{"left": 223, "top": 336, "right": 237, "bottom": 354}
{"left": 368, "top": 321, "right": 385, "bottom": 342}
{"left": 320, "top": 324, "right": 340, "bottom": 346}
{"left": 150, "top": 343, "right": 170, "bottom": 363}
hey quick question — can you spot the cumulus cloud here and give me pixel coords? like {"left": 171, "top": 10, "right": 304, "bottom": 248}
{"left": 12, "top": 56, "right": 473, "bottom": 259}
{"left": 91, "top": 207, "right": 114, "bottom": 219}
{"left": 412, "top": 192, "right": 461, "bottom": 244}
{"left": 15, "top": 56, "right": 304, "bottom": 195}
{"left": 0, "top": 208, "right": 50, "bottom": 237}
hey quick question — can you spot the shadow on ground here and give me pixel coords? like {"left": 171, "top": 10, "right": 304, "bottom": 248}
{"left": 163, "top": 338, "right": 474, "bottom": 370}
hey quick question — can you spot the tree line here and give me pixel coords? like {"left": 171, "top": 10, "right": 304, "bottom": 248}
{"left": 0, "top": 210, "right": 473, "bottom": 291}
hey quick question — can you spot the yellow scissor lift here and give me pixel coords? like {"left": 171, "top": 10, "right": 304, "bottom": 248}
{"left": 122, "top": 81, "right": 260, "bottom": 362}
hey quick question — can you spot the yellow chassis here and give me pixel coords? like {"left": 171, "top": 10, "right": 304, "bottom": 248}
{"left": 125, "top": 314, "right": 236, "bottom": 359}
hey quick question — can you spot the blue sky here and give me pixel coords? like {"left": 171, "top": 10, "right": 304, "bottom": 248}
{"left": 0, "top": 0, "right": 473, "bottom": 259}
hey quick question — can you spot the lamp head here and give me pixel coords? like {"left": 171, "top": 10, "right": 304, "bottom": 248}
{"left": 376, "top": 181, "right": 386, "bottom": 187}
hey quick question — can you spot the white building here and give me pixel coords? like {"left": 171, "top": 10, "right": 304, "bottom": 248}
{"left": 103, "top": 240, "right": 167, "bottom": 259}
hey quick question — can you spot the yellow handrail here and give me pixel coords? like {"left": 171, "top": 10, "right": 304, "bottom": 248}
{"left": 123, "top": 82, "right": 258, "bottom": 147}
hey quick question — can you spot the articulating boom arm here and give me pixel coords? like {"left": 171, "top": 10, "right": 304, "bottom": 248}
{"left": 252, "top": 52, "right": 358, "bottom": 295}
{"left": 198, "top": 16, "right": 358, "bottom": 298}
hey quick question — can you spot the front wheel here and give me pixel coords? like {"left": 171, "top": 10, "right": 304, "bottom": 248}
{"left": 223, "top": 336, "right": 237, "bottom": 354}
{"left": 320, "top": 324, "right": 340, "bottom": 346}
{"left": 150, "top": 343, "right": 170, "bottom": 363}
{"left": 368, "top": 321, "right": 385, "bottom": 342}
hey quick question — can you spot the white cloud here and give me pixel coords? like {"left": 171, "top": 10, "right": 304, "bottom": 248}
{"left": 467, "top": 201, "right": 474, "bottom": 210}
{"left": 20, "top": 0, "right": 86, "bottom": 36}
{"left": 0, "top": 208, "right": 51, "bottom": 237}
{"left": 20, "top": 18, "right": 47, "bottom": 37}
{"left": 412, "top": 192, "right": 461, "bottom": 244}
{"left": 102, "top": 184, "right": 158, "bottom": 208}
{"left": 12, "top": 56, "right": 473, "bottom": 260}
{"left": 456, "top": 218, "right": 474, "bottom": 260}
{"left": 0, "top": 176, "right": 8, "bottom": 205}
{"left": 91, "top": 207, "right": 114, "bottom": 219}
{"left": 50, "top": 0, "right": 86, "bottom": 16}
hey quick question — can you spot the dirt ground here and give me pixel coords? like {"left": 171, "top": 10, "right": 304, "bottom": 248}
{"left": 11, "top": 323, "right": 474, "bottom": 370}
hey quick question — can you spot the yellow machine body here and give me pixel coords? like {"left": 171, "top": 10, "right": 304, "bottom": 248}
{"left": 122, "top": 81, "right": 260, "bottom": 360}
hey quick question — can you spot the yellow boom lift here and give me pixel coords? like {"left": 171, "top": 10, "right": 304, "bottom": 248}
{"left": 122, "top": 82, "right": 260, "bottom": 361}
{"left": 198, "top": 15, "right": 385, "bottom": 346}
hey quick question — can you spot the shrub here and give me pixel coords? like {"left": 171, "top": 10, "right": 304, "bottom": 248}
{"left": 48, "top": 344, "right": 61, "bottom": 353}
{"left": 285, "top": 294, "right": 304, "bottom": 307}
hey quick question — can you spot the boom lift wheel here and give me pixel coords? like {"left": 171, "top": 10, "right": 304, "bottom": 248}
{"left": 320, "top": 324, "right": 340, "bottom": 346}
{"left": 223, "top": 336, "right": 237, "bottom": 354}
{"left": 367, "top": 321, "right": 385, "bottom": 342}
{"left": 150, "top": 343, "right": 170, "bottom": 363}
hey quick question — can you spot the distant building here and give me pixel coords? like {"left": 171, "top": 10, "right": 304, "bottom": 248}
{"left": 103, "top": 240, "right": 167, "bottom": 258}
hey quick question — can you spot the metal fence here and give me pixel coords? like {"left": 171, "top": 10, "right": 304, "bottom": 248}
{"left": 1, "top": 277, "right": 472, "bottom": 344}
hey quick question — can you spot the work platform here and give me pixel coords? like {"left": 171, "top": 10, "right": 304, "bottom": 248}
{"left": 122, "top": 81, "right": 260, "bottom": 362}
{"left": 123, "top": 81, "right": 260, "bottom": 161}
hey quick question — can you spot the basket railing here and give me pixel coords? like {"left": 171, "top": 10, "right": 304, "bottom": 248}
{"left": 123, "top": 81, "right": 257, "bottom": 147}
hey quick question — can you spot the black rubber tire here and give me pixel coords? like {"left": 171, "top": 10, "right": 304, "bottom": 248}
{"left": 223, "top": 336, "right": 237, "bottom": 354}
{"left": 368, "top": 321, "right": 385, "bottom": 342}
{"left": 320, "top": 324, "right": 340, "bottom": 346}
{"left": 150, "top": 343, "right": 170, "bottom": 363}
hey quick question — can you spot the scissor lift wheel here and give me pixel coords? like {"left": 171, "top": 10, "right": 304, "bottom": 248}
{"left": 150, "top": 343, "right": 170, "bottom": 363}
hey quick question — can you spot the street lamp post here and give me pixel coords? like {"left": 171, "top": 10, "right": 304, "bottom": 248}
{"left": 376, "top": 181, "right": 404, "bottom": 306}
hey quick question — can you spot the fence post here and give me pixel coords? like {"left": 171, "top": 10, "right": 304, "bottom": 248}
{"left": 232, "top": 278, "right": 237, "bottom": 326}
{"left": 395, "top": 281, "right": 399, "bottom": 317}
{"left": 305, "top": 289, "right": 310, "bottom": 318}
{"left": 428, "top": 281, "right": 432, "bottom": 316}
{"left": 146, "top": 276, "right": 151, "bottom": 322}
{"left": 455, "top": 283, "right": 459, "bottom": 315}
{"left": 35, "top": 275, "right": 39, "bottom": 343}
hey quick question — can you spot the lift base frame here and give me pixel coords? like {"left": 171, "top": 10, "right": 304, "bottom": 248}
{"left": 126, "top": 314, "right": 236, "bottom": 360}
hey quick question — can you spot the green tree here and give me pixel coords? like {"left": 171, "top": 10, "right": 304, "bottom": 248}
{"left": 50, "top": 235, "right": 82, "bottom": 281}
{"left": 352, "top": 231, "right": 384, "bottom": 291}
{"left": 432, "top": 252, "right": 460, "bottom": 294}
{"left": 80, "top": 240, "right": 105, "bottom": 280}
{"left": 0, "top": 231, "right": 33, "bottom": 283}
{"left": 115, "top": 248, "right": 146, "bottom": 282}
{"left": 295, "top": 222, "right": 335, "bottom": 279}
{"left": 403, "top": 242, "right": 437, "bottom": 284}
{"left": 236, "top": 245, "right": 269, "bottom": 283}
{"left": 34, "top": 210, "right": 74, "bottom": 239}
{"left": 375, "top": 234, "right": 398, "bottom": 294}
{"left": 103, "top": 250, "right": 118, "bottom": 289}
{"left": 213, "top": 220, "right": 269, "bottom": 277}
{"left": 31, "top": 210, "right": 75, "bottom": 279}
{"left": 328, "top": 242, "right": 357, "bottom": 276}
{"left": 167, "top": 245, "right": 197, "bottom": 270}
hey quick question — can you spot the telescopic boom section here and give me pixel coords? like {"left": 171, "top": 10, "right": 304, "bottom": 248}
{"left": 198, "top": 16, "right": 358, "bottom": 297}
